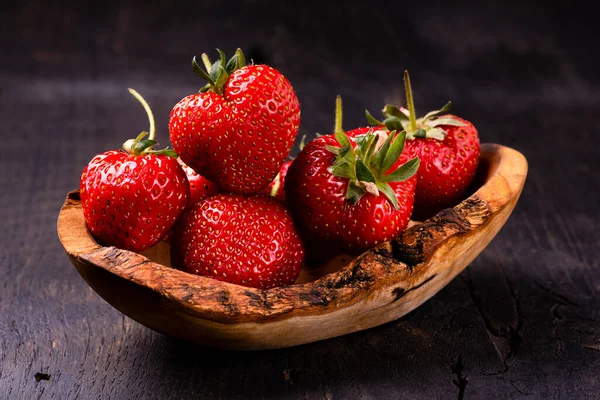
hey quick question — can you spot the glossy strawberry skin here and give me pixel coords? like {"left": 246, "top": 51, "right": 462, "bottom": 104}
{"left": 262, "top": 160, "right": 292, "bottom": 202}
{"left": 178, "top": 159, "right": 219, "bottom": 206}
{"left": 169, "top": 64, "right": 301, "bottom": 194}
{"left": 404, "top": 115, "right": 480, "bottom": 220}
{"left": 285, "top": 128, "right": 417, "bottom": 261}
{"left": 80, "top": 150, "right": 190, "bottom": 252}
{"left": 170, "top": 193, "right": 305, "bottom": 290}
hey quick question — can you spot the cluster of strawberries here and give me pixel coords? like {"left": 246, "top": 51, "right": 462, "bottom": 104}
{"left": 79, "top": 49, "right": 480, "bottom": 290}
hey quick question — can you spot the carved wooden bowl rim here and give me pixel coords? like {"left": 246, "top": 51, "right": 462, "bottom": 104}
{"left": 57, "top": 143, "right": 528, "bottom": 326}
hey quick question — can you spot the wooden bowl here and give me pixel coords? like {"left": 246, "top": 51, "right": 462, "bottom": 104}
{"left": 57, "top": 143, "right": 527, "bottom": 350}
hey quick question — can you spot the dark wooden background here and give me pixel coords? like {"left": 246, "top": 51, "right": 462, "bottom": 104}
{"left": 1, "top": 1, "right": 598, "bottom": 399}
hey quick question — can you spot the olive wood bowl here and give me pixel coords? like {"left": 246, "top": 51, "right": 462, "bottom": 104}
{"left": 57, "top": 143, "right": 527, "bottom": 350}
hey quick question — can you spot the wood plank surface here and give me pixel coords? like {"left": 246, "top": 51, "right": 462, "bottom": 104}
{"left": 0, "top": 1, "right": 598, "bottom": 399}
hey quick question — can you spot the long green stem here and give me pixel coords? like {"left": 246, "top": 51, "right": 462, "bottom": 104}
{"left": 335, "top": 95, "right": 343, "bottom": 132}
{"left": 128, "top": 88, "right": 156, "bottom": 140}
{"left": 403, "top": 71, "right": 418, "bottom": 132}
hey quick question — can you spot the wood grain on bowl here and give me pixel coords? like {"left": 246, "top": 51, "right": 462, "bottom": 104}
{"left": 57, "top": 143, "right": 527, "bottom": 350}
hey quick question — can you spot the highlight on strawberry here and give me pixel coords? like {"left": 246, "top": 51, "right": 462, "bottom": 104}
{"left": 79, "top": 89, "right": 190, "bottom": 252}
{"left": 169, "top": 48, "right": 301, "bottom": 194}
{"left": 365, "top": 71, "right": 480, "bottom": 220}
{"left": 285, "top": 96, "right": 420, "bottom": 261}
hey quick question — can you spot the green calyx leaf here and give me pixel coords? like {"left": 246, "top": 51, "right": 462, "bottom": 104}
{"left": 376, "top": 181, "right": 398, "bottom": 209}
{"left": 192, "top": 56, "right": 215, "bottom": 85}
{"left": 325, "top": 129, "right": 419, "bottom": 210}
{"left": 381, "top": 130, "right": 406, "bottom": 173}
{"left": 382, "top": 104, "right": 408, "bottom": 120}
{"left": 210, "top": 49, "right": 227, "bottom": 81}
{"left": 365, "top": 109, "right": 383, "bottom": 126}
{"left": 355, "top": 158, "right": 376, "bottom": 183}
{"left": 382, "top": 116, "right": 404, "bottom": 132}
{"left": 382, "top": 157, "right": 420, "bottom": 182}
{"left": 421, "top": 101, "right": 453, "bottom": 121}
{"left": 145, "top": 147, "right": 179, "bottom": 157}
{"left": 412, "top": 129, "right": 427, "bottom": 138}
{"left": 192, "top": 48, "right": 247, "bottom": 95}
{"left": 334, "top": 130, "right": 352, "bottom": 149}
{"left": 421, "top": 127, "right": 445, "bottom": 140}
{"left": 329, "top": 161, "right": 354, "bottom": 180}
{"left": 123, "top": 131, "right": 178, "bottom": 158}
{"left": 225, "top": 48, "right": 246, "bottom": 74}
{"left": 345, "top": 180, "right": 365, "bottom": 205}
{"left": 133, "top": 138, "right": 157, "bottom": 153}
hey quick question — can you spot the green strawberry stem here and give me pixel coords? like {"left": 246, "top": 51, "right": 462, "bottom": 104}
{"left": 122, "top": 89, "right": 177, "bottom": 157}
{"left": 403, "top": 71, "right": 418, "bottom": 132}
{"left": 128, "top": 88, "right": 155, "bottom": 140}
{"left": 191, "top": 48, "right": 247, "bottom": 95}
{"left": 335, "top": 95, "right": 343, "bottom": 132}
{"left": 364, "top": 70, "right": 467, "bottom": 141}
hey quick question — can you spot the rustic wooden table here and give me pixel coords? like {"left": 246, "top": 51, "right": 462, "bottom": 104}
{"left": 1, "top": 1, "right": 598, "bottom": 399}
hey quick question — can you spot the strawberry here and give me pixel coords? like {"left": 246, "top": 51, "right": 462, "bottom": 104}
{"left": 262, "top": 160, "right": 292, "bottom": 202}
{"left": 262, "top": 134, "right": 309, "bottom": 202}
{"left": 285, "top": 96, "right": 419, "bottom": 261}
{"left": 365, "top": 71, "right": 480, "bottom": 220}
{"left": 80, "top": 89, "right": 189, "bottom": 252}
{"left": 170, "top": 193, "right": 305, "bottom": 290}
{"left": 169, "top": 48, "right": 301, "bottom": 194}
{"left": 178, "top": 158, "right": 219, "bottom": 205}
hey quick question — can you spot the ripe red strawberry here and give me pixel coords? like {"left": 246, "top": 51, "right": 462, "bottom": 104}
{"left": 169, "top": 48, "right": 301, "bottom": 194}
{"left": 170, "top": 193, "right": 305, "bottom": 290}
{"left": 80, "top": 89, "right": 189, "bottom": 252}
{"left": 262, "top": 160, "right": 292, "bottom": 202}
{"left": 178, "top": 158, "right": 219, "bottom": 205}
{"left": 285, "top": 97, "right": 419, "bottom": 261}
{"left": 366, "top": 71, "right": 480, "bottom": 220}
